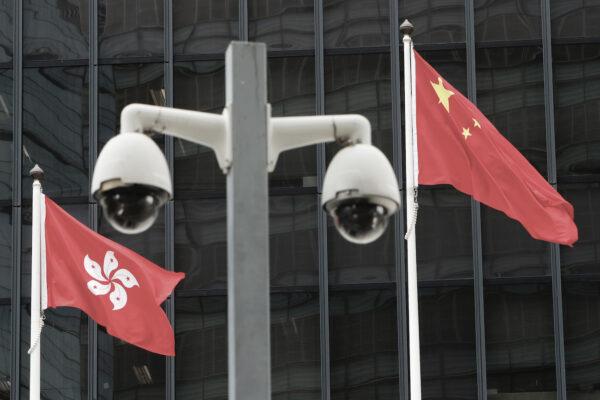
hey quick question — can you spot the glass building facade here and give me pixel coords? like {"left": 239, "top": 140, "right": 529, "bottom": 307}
{"left": 0, "top": 0, "right": 598, "bottom": 399}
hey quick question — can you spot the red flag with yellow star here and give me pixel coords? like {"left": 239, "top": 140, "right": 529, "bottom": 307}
{"left": 413, "top": 50, "right": 578, "bottom": 245}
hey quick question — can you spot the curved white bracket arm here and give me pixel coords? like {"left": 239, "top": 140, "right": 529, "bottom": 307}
{"left": 120, "top": 103, "right": 231, "bottom": 172}
{"left": 268, "top": 114, "right": 371, "bottom": 172}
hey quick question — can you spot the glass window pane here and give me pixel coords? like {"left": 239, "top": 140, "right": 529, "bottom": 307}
{"left": 324, "top": 0, "right": 389, "bottom": 48}
{"left": 98, "top": 63, "right": 164, "bottom": 149}
{"left": 98, "top": 0, "right": 164, "bottom": 59}
{"left": 551, "top": 0, "right": 600, "bottom": 39}
{"left": 175, "top": 296, "right": 227, "bottom": 399}
{"left": 98, "top": 329, "right": 165, "bottom": 399}
{"left": 271, "top": 292, "right": 321, "bottom": 399}
{"left": 0, "top": 0, "right": 12, "bottom": 64}
{"left": 399, "top": 0, "right": 465, "bottom": 44}
{"left": 417, "top": 187, "right": 473, "bottom": 281}
{"left": 270, "top": 195, "right": 318, "bottom": 287}
{"left": 475, "top": 0, "right": 541, "bottom": 42}
{"left": 325, "top": 54, "right": 392, "bottom": 162}
{"left": 173, "top": 0, "right": 238, "bottom": 56}
{"left": 174, "top": 61, "right": 226, "bottom": 195}
{"left": 559, "top": 183, "right": 600, "bottom": 275}
{"left": 0, "top": 207, "right": 10, "bottom": 300}
{"left": 420, "top": 286, "right": 476, "bottom": 400}
{"left": 249, "top": 0, "right": 314, "bottom": 51}
{"left": 20, "top": 306, "right": 88, "bottom": 399}
{"left": 485, "top": 283, "right": 557, "bottom": 397}
{"left": 563, "top": 280, "right": 600, "bottom": 398}
{"left": 482, "top": 205, "right": 550, "bottom": 277}
{"left": 553, "top": 44, "right": 600, "bottom": 180}
{"left": 24, "top": 0, "right": 88, "bottom": 62}
{"left": 175, "top": 199, "right": 226, "bottom": 291}
{"left": 175, "top": 195, "right": 318, "bottom": 290}
{"left": 329, "top": 289, "right": 398, "bottom": 399}
{"left": 269, "top": 57, "right": 316, "bottom": 188}
{"left": 0, "top": 70, "right": 12, "bottom": 202}
{"left": 0, "top": 305, "right": 9, "bottom": 397}
{"left": 22, "top": 67, "right": 89, "bottom": 201}
{"left": 476, "top": 46, "right": 547, "bottom": 176}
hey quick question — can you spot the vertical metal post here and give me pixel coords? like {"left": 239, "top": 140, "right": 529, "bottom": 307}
{"left": 29, "top": 165, "right": 44, "bottom": 400}
{"left": 465, "top": 1, "right": 488, "bottom": 399}
{"left": 225, "top": 41, "right": 271, "bottom": 400}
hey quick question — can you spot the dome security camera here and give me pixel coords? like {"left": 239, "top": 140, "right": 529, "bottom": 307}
{"left": 322, "top": 144, "right": 400, "bottom": 244}
{"left": 91, "top": 132, "right": 172, "bottom": 234}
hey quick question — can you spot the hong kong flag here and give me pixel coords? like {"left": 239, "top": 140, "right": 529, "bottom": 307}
{"left": 40, "top": 196, "right": 185, "bottom": 355}
{"left": 413, "top": 50, "right": 578, "bottom": 245}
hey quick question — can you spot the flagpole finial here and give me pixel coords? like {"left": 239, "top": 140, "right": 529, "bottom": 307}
{"left": 400, "top": 19, "right": 414, "bottom": 36}
{"left": 30, "top": 164, "right": 44, "bottom": 181}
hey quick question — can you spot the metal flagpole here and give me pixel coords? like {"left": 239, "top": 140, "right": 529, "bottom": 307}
{"left": 401, "top": 20, "right": 423, "bottom": 400}
{"left": 29, "top": 164, "right": 44, "bottom": 400}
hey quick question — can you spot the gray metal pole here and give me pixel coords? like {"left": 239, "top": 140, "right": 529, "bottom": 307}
{"left": 225, "top": 41, "right": 271, "bottom": 400}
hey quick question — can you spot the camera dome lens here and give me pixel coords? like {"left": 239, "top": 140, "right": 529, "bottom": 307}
{"left": 331, "top": 198, "right": 389, "bottom": 244}
{"left": 98, "top": 185, "right": 169, "bottom": 235}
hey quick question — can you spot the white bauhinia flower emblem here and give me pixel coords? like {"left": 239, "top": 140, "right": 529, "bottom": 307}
{"left": 84, "top": 251, "right": 139, "bottom": 310}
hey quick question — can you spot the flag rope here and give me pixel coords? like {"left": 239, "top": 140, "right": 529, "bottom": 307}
{"left": 27, "top": 311, "right": 45, "bottom": 355}
{"left": 404, "top": 187, "right": 419, "bottom": 240}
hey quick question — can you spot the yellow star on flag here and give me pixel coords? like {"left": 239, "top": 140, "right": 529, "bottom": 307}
{"left": 430, "top": 77, "right": 454, "bottom": 113}
{"left": 462, "top": 127, "right": 472, "bottom": 140}
{"left": 473, "top": 118, "right": 481, "bottom": 128}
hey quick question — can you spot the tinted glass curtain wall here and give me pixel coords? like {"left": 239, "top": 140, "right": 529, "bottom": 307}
{"left": 0, "top": 0, "right": 597, "bottom": 400}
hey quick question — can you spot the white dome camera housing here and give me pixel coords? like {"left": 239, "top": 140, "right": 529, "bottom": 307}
{"left": 91, "top": 132, "right": 172, "bottom": 234}
{"left": 322, "top": 144, "right": 400, "bottom": 244}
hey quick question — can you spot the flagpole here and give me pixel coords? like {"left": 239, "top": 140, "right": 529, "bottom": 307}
{"left": 29, "top": 164, "right": 44, "bottom": 400}
{"left": 400, "top": 20, "right": 422, "bottom": 400}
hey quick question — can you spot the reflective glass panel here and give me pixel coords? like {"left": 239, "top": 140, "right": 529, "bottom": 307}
{"left": 98, "top": 0, "right": 164, "bottom": 59}
{"left": 270, "top": 195, "right": 318, "bottom": 287}
{"left": 175, "top": 195, "right": 318, "bottom": 290}
{"left": 249, "top": 0, "right": 314, "bottom": 51}
{"left": 0, "top": 305, "right": 8, "bottom": 399}
{"left": 98, "top": 63, "right": 164, "bottom": 149}
{"left": 485, "top": 283, "right": 557, "bottom": 397}
{"left": 416, "top": 187, "right": 473, "bottom": 281}
{"left": 23, "top": 0, "right": 88, "bottom": 62}
{"left": 563, "top": 280, "right": 600, "bottom": 398}
{"left": 22, "top": 67, "right": 89, "bottom": 201}
{"left": 399, "top": 0, "right": 465, "bottom": 44}
{"left": 98, "top": 328, "right": 166, "bottom": 399}
{"left": 0, "top": 0, "right": 12, "bottom": 64}
{"left": 174, "top": 199, "right": 226, "bottom": 291}
{"left": 269, "top": 57, "right": 316, "bottom": 189}
{"left": 329, "top": 289, "right": 398, "bottom": 399}
{"left": 551, "top": 0, "right": 600, "bottom": 39}
{"left": 173, "top": 0, "right": 238, "bottom": 56}
{"left": 0, "top": 70, "right": 12, "bottom": 202}
{"left": 419, "top": 286, "right": 476, "bottom": 400}
{"left": 174, "top": 61, "right": 225, "bottom": 195}
{"left": 327, "top": 218, "right": 395, "bottom": 285}
{"left": 175, "top": 296, "right": 227, "bottom": 399}
{"left": 482, "top": 205, "right": 549, "bottom": 278}
{"left": 553, "top": 44, "right": 600, "bottom": 180}
{"left": 474, "top": 0, "right": 541, "bottom": 42}
{"left": 323, "top": 0, "right": 389, "bottom": 48}
{"left": 559, "top": 183, "right": 600, "bottom": 275}
{"left": 20, "top": 306, "right": 88, "bottom": 400}
{"left": 325, "top": 54, "right": 392, "bottom": 162}
{"left": 271, "top": 292, "right": 321, "bottom": 399}
{"left": 0, "top": 207, "right": 10, "bottom": 300}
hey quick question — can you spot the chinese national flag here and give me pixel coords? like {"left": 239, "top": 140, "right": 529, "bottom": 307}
{"left": 41, "top": 196, "right": 185, "bottom": 355}
{"left": 413, "top": 50, "right": 578, "bottom": 245}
